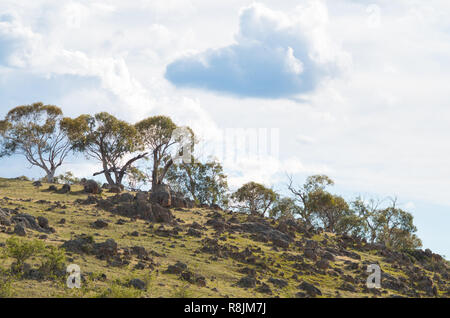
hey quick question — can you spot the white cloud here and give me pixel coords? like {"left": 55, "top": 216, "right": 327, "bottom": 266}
{"left": 165, "top": 1, "right": 350, "bottom": 98}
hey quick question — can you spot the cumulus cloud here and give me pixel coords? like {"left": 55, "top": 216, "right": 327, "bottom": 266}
{"left": 165, "top": 2, "right": 350, "bottom": 98}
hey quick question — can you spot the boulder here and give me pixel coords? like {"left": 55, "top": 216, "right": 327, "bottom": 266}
{"left": 14, "top": 224, "right": 26, "bottom": 236}
{"left": 298, "top": 281, "right": 322, "bottom": 297}
{"left": 150, "top": 184, "right": 171, "bottom": 207}
{"left": 135, "top": 192, "right": 148, "bottom": 202}
{"left": 129, "top": 278, "right": 146, "bottom": 290}
{"left": 83, "top": 180, "right": 101, "bottom": 194}
{"left": 108, "top": 185, "right": 122, "bottom": 194}
{"left": 165, "top": 261, "right": 188, "bottom": 274}
{"left": 237, "top": 276, "right": 257, "bottom": 288}
{"left": 60, "top": 184, "right": 71, "bottom": 194}
{"left": 92, "top": 219, "right": 109, "bottom": 229}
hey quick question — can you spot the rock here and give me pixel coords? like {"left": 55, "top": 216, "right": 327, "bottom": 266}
{"left": 322, "top": 251, "right": 335, "bottom": 261}
{"left": 76, "top": 196, "right": 99, "bottom": 205}
{"left": 94, "top": 239, "right": 118, "bottom": 260}
{"left": 304, "top": 249, "right": 317, "bottom": 261}
{"left": 150, "top": 184, "right": 171, "bottom": 207}
{"left": 316, "top": 259, "right": 329, "bottom": 270}
{"left": 268, "top": 277, "right": 288, "bottom": 289}
{"left": 48, "top": 185, "right": 57, "bottom": 191}
{"left": 32, "top": 181, "right": 42, "bottom": 187}
{"left": 102, "top": 198, "right": 174, "bottom": 223}
{"left": 83, "top": 180, "right": 101, "bottom": 194}
{"left": 305, "top": 240, "right": 319, "bottom": 249}
{"left": 272, "top": 237, "right": 290, "bottom": 249}
{"left": 129, "top": 278, "right": 146, "bottom": 290}
{"left": 151, "top": 203, "right": 174, "bottom": 223}
{"left": 131, "top": 246, "right": 148, "bottom": 259}
{"left": 135, "top": 192, "right": 148, "bottom": 202}
{"left": 11, "top": 213, "right": 53, "bottom": 233}
{"left": 180, "top": 271, "right": 207, "bottom": 287}
{"left": 241, "top": 222, "right": 293, "bottom": 244}
{"left": 58, "top": 218, "right": 66, "bottom": 224}
{"left": 108, "top": 185, "right": 122, "bottom": 193}
{"left": 92, "top": 219, "right": 109, "bottom": 229}
{"left": 187, "top": 228, "right": 202, "bottom": 237}
{"left": 339, "top": 282, "right": 356, "bottom": 292}
{"left": 171, "top": 196, "right": 187, "bottom": 208}
{"left": 60, "top": 184, "right": 71, "bottom": 194}
{"left": 256, "top": 283, "right": 272, "bottom": 294}
{"left": 237, "top": 276, "right": 257, "bottom": 288}
{"left": 298, "top": 281, "right": 322, "bottom": 297}
{"left": 37, "top": 216, "right": 49, "bottom": 229}
{"left": 165, "top": 261, "right": 188, "bottom": 274}
{"left": 14, "top": 224, "right": 26, "bottom": 236}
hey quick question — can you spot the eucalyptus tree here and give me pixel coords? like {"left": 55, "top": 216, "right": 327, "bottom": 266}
{"left": 61, "top": 112, "right": 147, "bottom": 186}
{"left": 166, "top": 158, "right": 229, "bottom": 207}
{"left": 232, "top": 182, "right": 279, "bottom": 216}
{"left": 135, "top": 116, "right": 195, "bottom": 190}
{"left": 0, "top": 102, "right": 71, "bottom": 182}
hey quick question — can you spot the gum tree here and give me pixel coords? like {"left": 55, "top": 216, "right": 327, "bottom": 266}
{"left": 0, "top": 102, "right": 71, "bottom": 183}
{"left": 232, "top": 182, "right": 279, "bottom": 216}
{"left": 61, "top": 112, "right": 147, "bottom": 186}
{"left": 287, "top": 174, "right": 334, "bottom": 226}
{"left": 166, "top": 158, "right": 229, "bottom": 207}
{"left": 136, "top": 116, "right": 195, "bottom": 190}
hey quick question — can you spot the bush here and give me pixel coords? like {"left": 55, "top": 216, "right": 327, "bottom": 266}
{"left": 0, "top": 269, "right": 14, "bottom": 298}
{"left": 97, "top": 282, "right": 143, "bottom": 298}
{"left": 171, "top": 283, "right": 194, "bottom": 298}
{"left": 39, "top": 246, "right": 67, "bottom": 279}
{"left": 4, "top": 237, "right": 45, "bottom": 275}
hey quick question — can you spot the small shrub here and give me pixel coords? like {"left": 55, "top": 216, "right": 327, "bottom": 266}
{"left": 97, "top": 282, "right": 142, "bottom": 298}
{"left": 171, "top": 283, "right": 194, "bottom": 298}
{"left": 4, "top": 237, "right": 45, "bottom": 275}
{"left": 39, "top": 246, "right": 67, "bottom": 279}
{"left": 0, "top": 270, "right": 14, "bottom": 298}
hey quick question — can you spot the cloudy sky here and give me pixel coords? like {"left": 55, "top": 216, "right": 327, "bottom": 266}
{"left": 0, "top": 0, "right": 449, "bottom": 257}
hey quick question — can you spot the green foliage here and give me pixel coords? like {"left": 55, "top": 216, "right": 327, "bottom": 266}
{"left": 39, "top": 246, "right": 67, "bottom": 279}
{"left": 61, "top": 112, "right": 147, "bottom": 186}
{"left": 55, "top": 171, "right": 80, "bottom": 185}
{"left": 167, "top": 158, "right": 229, "bottom": 207}
{"left": 0, "top": 269, "right": 14, "bottom": 298}
{"left": 232, "top": 182, "right": 278, "bottom": 216}
{"left": 308, "top": 190, "right": 350, "bottom": 233}
{"left": 0, "top": 102, "right": 71, "bottom": 182}
{"left": 126, "top": 166, "right": 148, "bottom": 190}
{"left": 351, "top": 197, "right": 421, "bottom": 251}
{"left": 135, "top": 116, "right": 192, "bottom": 189}
{"left": 269, "top": 197, "right": 299, "bottom": 219}
{"left": 171, "top": 283, "right": 194, "bottom": 298}
{"left": 377, "top": 200, "right": 422, "bottom": 250}
{"left": 4, "top": 237, "right": 45, "bottom": 274}
{"left": 287, "top": 174, "right": 335, "bottom": 225}
{"left": 97, "top": 281, "right": 143, "bottom": 298}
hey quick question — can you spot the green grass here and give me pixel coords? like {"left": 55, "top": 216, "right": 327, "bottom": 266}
{"left": 0, "top": 177, "right": 448, "bottom": 298}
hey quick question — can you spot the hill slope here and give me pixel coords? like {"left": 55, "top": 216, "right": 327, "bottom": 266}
{"left": 0, "top": 178, "right": 448, "bottom": 298}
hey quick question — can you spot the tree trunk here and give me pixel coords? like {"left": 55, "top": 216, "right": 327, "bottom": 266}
{"left": 46, "top": 168, "right": 56, "bottom": 183}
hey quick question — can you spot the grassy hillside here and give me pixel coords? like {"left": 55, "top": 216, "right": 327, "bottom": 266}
{"left": 0, "top": 177, "right": 448, "bottom": 298}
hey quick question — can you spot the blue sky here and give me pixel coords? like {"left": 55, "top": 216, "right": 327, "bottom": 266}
{"left": 0, "top": 0, "right": 449, "bottom": 257}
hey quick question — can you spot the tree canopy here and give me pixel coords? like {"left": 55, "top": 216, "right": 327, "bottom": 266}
{"left": 61, "top": 112, "right": 147, "bottom": 186}
{"left": 232, "top": 182, "right": 278, "bottom": 216}
{"left": 166, "top": 158, "right": 229, "bottom": 207}
{"left": 0, "top": 102, "right": 71, "bottom": 182}
{"left": 135, "top": 116, "right": 194, "bottom": 190}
